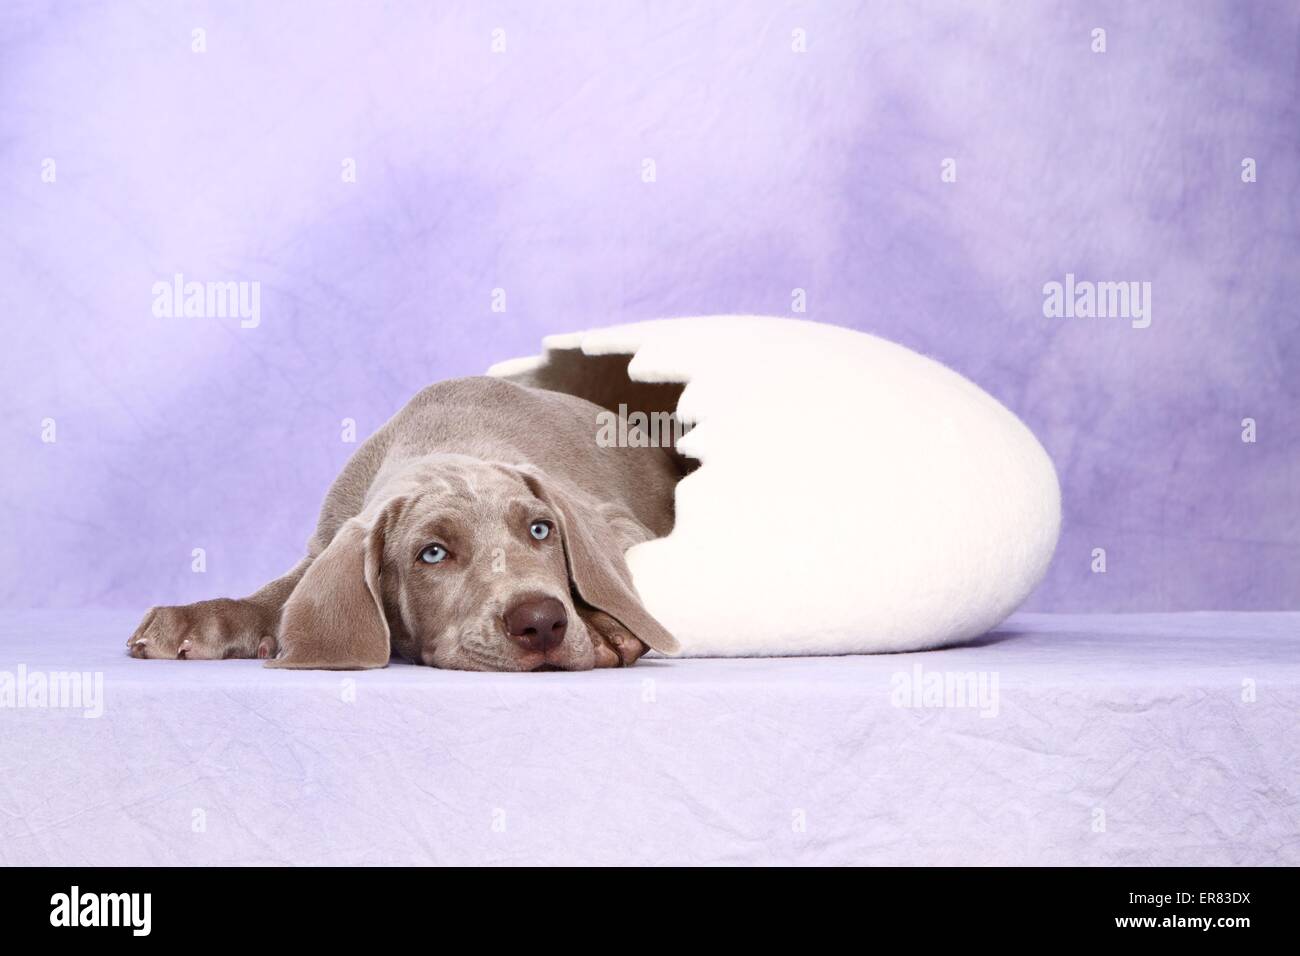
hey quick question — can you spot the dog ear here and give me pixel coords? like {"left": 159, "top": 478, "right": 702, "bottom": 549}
{"left": 518, "top": 469, "right": 679, "bottom": 655}
{"left": 265, "top": 501, "right": 401, "bottom": 670}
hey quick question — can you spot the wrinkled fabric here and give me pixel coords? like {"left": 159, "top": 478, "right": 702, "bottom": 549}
{"left": 1, "top": 610, "right": 1295, "bottom": 865}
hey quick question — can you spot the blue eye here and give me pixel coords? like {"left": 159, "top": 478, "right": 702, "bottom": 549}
{"left": 529, "top": 521, "right": 552, "bottom": 541}
{"left": 419, "top": 544, "right": 448, "bottom": 564}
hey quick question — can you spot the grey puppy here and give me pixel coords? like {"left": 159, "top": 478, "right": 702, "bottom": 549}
{"left": 127, "top": 377, "right": 681, "bottom": 671}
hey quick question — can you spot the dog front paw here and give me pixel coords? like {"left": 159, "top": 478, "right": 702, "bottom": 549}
{"left": 581, "top": 608, "right": 649, "bottom": 668}
{"left": 128, "top": 599, "right": 277, "bottom": 660}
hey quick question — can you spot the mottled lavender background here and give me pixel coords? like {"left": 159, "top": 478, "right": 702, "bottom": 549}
{"left": 1, "top": 1, "right": 1296, "bottom": 613}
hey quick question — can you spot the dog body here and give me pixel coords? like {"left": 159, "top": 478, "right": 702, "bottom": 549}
{"left": 129, "top": 377, "right": 681, "bottom": 671}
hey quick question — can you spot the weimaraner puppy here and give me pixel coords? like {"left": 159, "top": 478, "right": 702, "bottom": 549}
{"left": 127, "top": 377, "right": 681, "bottom": 670}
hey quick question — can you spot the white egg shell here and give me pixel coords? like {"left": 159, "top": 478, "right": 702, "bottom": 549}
{"left": 489, "top": 316, "right": 1061, "bottom": 656}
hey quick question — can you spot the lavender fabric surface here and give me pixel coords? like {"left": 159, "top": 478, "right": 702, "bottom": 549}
{"left": 1, "top": 610, "right": 1296, "bottom": 866}
{"left": 2, "top": 1, "right": 1298, "bottom": 616}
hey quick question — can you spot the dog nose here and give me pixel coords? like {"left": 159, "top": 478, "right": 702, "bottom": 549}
{"left": 503, "top": 596, "right": 568, "bottom": 652}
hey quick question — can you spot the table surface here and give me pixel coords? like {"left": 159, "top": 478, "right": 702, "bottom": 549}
{"left": 1, "top": 609, "right": 1297, "bottom": 865}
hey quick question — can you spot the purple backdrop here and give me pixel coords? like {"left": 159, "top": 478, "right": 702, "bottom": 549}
{"left": 2, "top": 1, "right": 1297, "bottom": 613}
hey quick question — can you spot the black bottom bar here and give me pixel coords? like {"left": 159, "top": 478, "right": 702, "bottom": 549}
{"left": 0, "top": 865, "right": 1287, "bottom": 943}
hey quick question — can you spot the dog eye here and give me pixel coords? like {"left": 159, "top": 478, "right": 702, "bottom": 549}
{"left": 529, "top": 521, "right": 552, "bottom": 541}
{"left": 419, "top": 544, "right": 449, "bottom": 564}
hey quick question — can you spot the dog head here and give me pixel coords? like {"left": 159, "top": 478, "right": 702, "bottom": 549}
{"left": 266, "top": 456, "right": 677, "bottom": 671}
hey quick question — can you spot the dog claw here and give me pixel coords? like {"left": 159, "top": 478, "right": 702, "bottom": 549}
{"left": 257, "top": 639, "right": 270, "bottom": 660}
{"left": 177, "top": 638, "right": 192, "bottom": 659}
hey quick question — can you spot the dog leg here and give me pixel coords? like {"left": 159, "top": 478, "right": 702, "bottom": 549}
{"left": 128, "top": 559, "right": 309, "bottom": 660}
